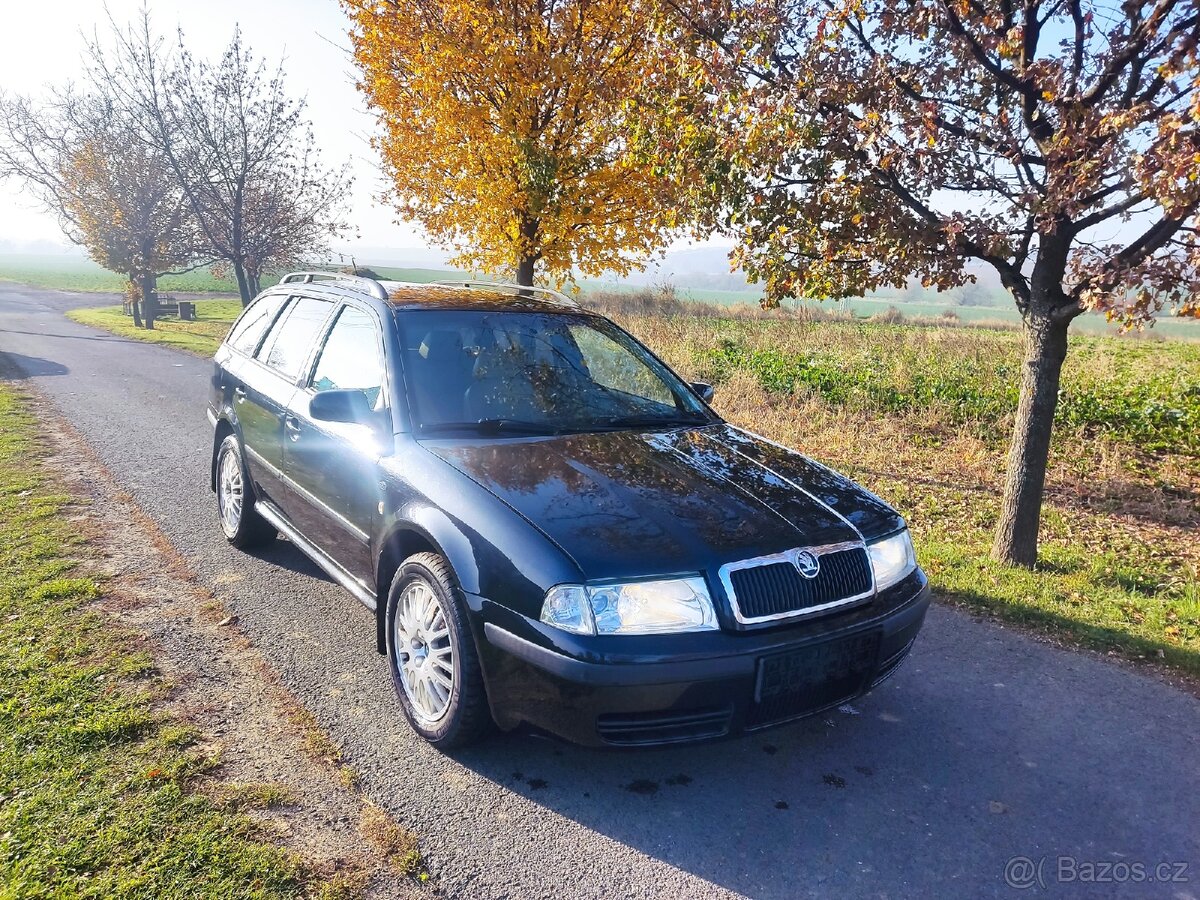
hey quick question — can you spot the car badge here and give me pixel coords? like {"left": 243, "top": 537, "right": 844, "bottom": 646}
{"left": 795, "top": 549, "right": 821, "bottom": 579}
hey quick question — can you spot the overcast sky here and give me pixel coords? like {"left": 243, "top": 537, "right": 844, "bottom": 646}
{"left": 0, "top": 0, "right": 434, "bottom": 256}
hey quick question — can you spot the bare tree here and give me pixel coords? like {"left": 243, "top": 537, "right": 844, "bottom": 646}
{"left": 88, "top": 15, "right": 353, "bottom": 305}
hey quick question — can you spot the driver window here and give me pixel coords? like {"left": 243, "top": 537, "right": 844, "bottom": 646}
{"left": 310, "top": 306, "right": 385, "bottom": 409}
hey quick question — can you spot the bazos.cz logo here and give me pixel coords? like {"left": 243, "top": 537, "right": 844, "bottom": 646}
{"left": 1004, "top": 855, "right": 1191, "bottom": 890}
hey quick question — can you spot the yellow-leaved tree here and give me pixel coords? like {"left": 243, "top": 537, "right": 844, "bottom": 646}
{"left": 343, "top": 0, "right": 682, "bottom": 286}
{"left": 62, "top": 120, "right": 196, "bottom": 329}
{"left": 0, "top": 90, "right": 197, "bottom": 329}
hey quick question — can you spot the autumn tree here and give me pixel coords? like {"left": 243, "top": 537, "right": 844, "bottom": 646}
{"left": 343, "top": 0, "right": 683, "bottom": 286}
{"left": 89, "top": 17, "right": 353, "bottom": 305}
{"left": 665, "top": 0, "right": 1200, "bottom": 566}
{"left": 0, "top": 90, "right": 196, "bottom": 328}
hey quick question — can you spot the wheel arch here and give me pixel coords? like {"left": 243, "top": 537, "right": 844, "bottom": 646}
{"left": 374, "top": 514, "right": 479, "bottom": 654}
{"left": 210, "top": 417, "right": 237, "bottom": 492}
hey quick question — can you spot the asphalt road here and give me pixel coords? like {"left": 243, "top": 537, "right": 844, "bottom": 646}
{"left": 2, "top": 281, "right": 1197, "bottom": 899}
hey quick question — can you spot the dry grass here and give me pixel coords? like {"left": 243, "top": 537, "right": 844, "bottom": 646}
{"left": 359, "top": 804, "right": 424, "bottom": 879}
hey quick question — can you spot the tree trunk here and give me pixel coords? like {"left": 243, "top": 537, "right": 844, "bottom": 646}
{"left": 139, "top": 272, "right": 158, "bottom": 330}
{"left": 515, "top": 254, "right": 536, "bottom": 288}
{"left": 128, "top": 275, "right": 144, "bottom": 328}
{"left": 248, "top": 271, "right": 262, "bottom": 297}
{"left": 232, "top": 261, "right": 252, "bottom": 307}
{"left": 991, "top": 305, "right": 1070, "bottom": 567}
{"left": 515, "top": 215, "right": 540, "bottom": 288}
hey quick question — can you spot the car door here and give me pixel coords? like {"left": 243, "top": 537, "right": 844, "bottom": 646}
{"left": 282, "top": 303, "right": 388, "bottom": 584}
{"left": 240, "top": 294, "right": 336, "bottom": 514}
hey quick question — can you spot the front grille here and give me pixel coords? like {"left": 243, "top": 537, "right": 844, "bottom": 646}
{"left": 726, "top": 546, "right": 873, "bottom": 623}
{"left": 596, "top": 706, "right": 733, "bottom": 746}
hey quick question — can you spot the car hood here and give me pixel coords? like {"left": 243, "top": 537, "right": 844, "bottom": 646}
{"left": 426, "top": 424, "right": 903, "bottom": 581}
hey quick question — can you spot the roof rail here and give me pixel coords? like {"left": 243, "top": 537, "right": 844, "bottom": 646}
{"left": 279, "top": 271, "right": 389, "bottom": 301}
{"left": 432, "top": 280, "right": 580, "bottom": 309}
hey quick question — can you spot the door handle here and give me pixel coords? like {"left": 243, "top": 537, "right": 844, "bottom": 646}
{"left": 284, "top": 416, "right": 301, "bottom": 441}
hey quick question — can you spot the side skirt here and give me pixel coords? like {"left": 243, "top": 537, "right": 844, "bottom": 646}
{"left": 255, "top": 500, "right": 377, "bottom": 612}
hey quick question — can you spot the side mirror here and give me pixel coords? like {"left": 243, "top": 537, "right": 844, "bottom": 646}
{"left": 690, "top": 381, "right": 715, "bottom": 404}
{"left": 310, "top": 389, "right": 373, "bottom": 425}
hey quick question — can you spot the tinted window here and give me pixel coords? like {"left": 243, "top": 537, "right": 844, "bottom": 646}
{"left": 310, "top": 306, "right": 384, "bottom": 408}
{"left": 398, "top": 310, "right": 711, "bottom": 434}
{"left": 228, "top": 293, "right": 287, "bottom": 355}
{"left": 256, "top": 297, "right": 335, "bottom": 380}
{"left": 570, "top": 325, "right": 674, "bottom": 406}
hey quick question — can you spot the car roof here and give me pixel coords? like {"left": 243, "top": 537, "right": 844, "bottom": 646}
{"left": 381, "top": 282, "right": 590, "bottom": 314}
{"left": 273, "top": 273, "right": 589, "bottom": 315}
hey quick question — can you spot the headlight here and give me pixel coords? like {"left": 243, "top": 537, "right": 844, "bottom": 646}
{"left": 541, "top": 577, "right": 717, "bottom": 635}
{"left": 868, "top": 530, "right": 917, "bottom": 591}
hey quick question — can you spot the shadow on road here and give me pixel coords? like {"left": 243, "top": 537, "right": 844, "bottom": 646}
{"left": 249, "top": 536, "right": 335, "bottom": 583}
{"left": 422, "top": 615, "right": 1199, "bottom": 898}
{"left": 0, "top": 327, "right": 143, "bottom": 347}
{"left": 0, "top": 351, "right": 70, "bottom": 379}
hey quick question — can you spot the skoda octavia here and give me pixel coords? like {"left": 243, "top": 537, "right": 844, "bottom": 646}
{"left": 208, "top": 273, "right": 930, "bottom": 749}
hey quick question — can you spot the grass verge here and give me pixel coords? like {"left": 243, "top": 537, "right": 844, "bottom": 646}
{"left": 68, "top": 302, "right": 242, "bottom": 356}
{"left": 0, "top": 383, "right": 314, "bottom": 897}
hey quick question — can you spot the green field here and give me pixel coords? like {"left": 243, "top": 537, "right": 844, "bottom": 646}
{"left": 0, "top": 254, "right": 462, "bottom": 296}
{"left": 0, "top": 253, "right": 238, "bottom": 294}
{"left": 641, "top": 288, "right": 1200, "bottom": 340}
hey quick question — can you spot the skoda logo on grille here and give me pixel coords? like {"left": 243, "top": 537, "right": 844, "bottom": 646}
{"left": 795, "top": 549, "right": 821, "bottom": 579}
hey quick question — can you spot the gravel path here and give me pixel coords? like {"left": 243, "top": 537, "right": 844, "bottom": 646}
{"left": 2, "top": 282, "right": 1197, "bottom": 899}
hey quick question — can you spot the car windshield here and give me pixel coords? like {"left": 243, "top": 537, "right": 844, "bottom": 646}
{"left": 398, "top": 309, "right": 716, "bottom": 436}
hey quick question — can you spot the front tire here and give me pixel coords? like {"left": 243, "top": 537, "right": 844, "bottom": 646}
{"left": 385, "top": 553, "right": 492, "bottom": 750}
{"left": 215, "top": 433, "right": 276, "bottom": 549}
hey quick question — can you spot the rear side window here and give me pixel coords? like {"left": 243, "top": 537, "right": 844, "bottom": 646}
{"left": 310, "top": 306, "right": 385, "bottom": 408}
{"left": 256, "top": 296, "right": 335, "bottom": 380}
{"left": 227, "top": 293, "right": 287, "bottom": 355}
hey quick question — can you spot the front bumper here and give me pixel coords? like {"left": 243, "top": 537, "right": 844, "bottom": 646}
{"left": 474, "top": 570, "right": 931, "bottom": 747}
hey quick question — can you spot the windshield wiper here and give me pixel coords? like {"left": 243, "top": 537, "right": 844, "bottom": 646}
{"left": 422, "top": 419, "right": 571, "bottom": 436}
{"left": 597, "top": 414, "right": 710, "bottom": 430}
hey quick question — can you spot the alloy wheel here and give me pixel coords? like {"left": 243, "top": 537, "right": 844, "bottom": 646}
{"left": 393, "top": 579, "right": 455, "bottom": 724}
{"left": 217, "top": 447, "right": 243, "bottom": 536}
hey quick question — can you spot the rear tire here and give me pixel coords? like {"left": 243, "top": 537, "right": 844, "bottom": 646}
{"left": 215, "top": 433, "right": 276, "bottom": 549}
{"left": 385, "top": 552, "right": 492, "bottom": 750}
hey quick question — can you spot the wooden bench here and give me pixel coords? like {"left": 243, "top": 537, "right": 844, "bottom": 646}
{"left": 121, "top": 296, "right": 196, "bottom": 321}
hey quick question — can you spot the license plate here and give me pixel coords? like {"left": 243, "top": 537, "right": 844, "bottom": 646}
{"left": 756, "top": 632, "right": 881, "bottom": 702}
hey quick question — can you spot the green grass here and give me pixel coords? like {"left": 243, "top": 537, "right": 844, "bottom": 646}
{"left": 697, "top": 321, "right": 1200, "bottom": 454}
{"left": 0, "top": 384, "right": 315, "bottom": 897}
{"left": 0, "top": 254, "right": 243, "bottom": 294}
{"left": 885, "top": 475, "right": 1200, "bottom": 674}
{"left": 0, "top": 254, "right": 465, "bottom": 297}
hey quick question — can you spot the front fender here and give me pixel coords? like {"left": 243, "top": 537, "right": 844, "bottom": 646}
{"left": 373, "top": 443, "right": 583, "bottom": 652}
